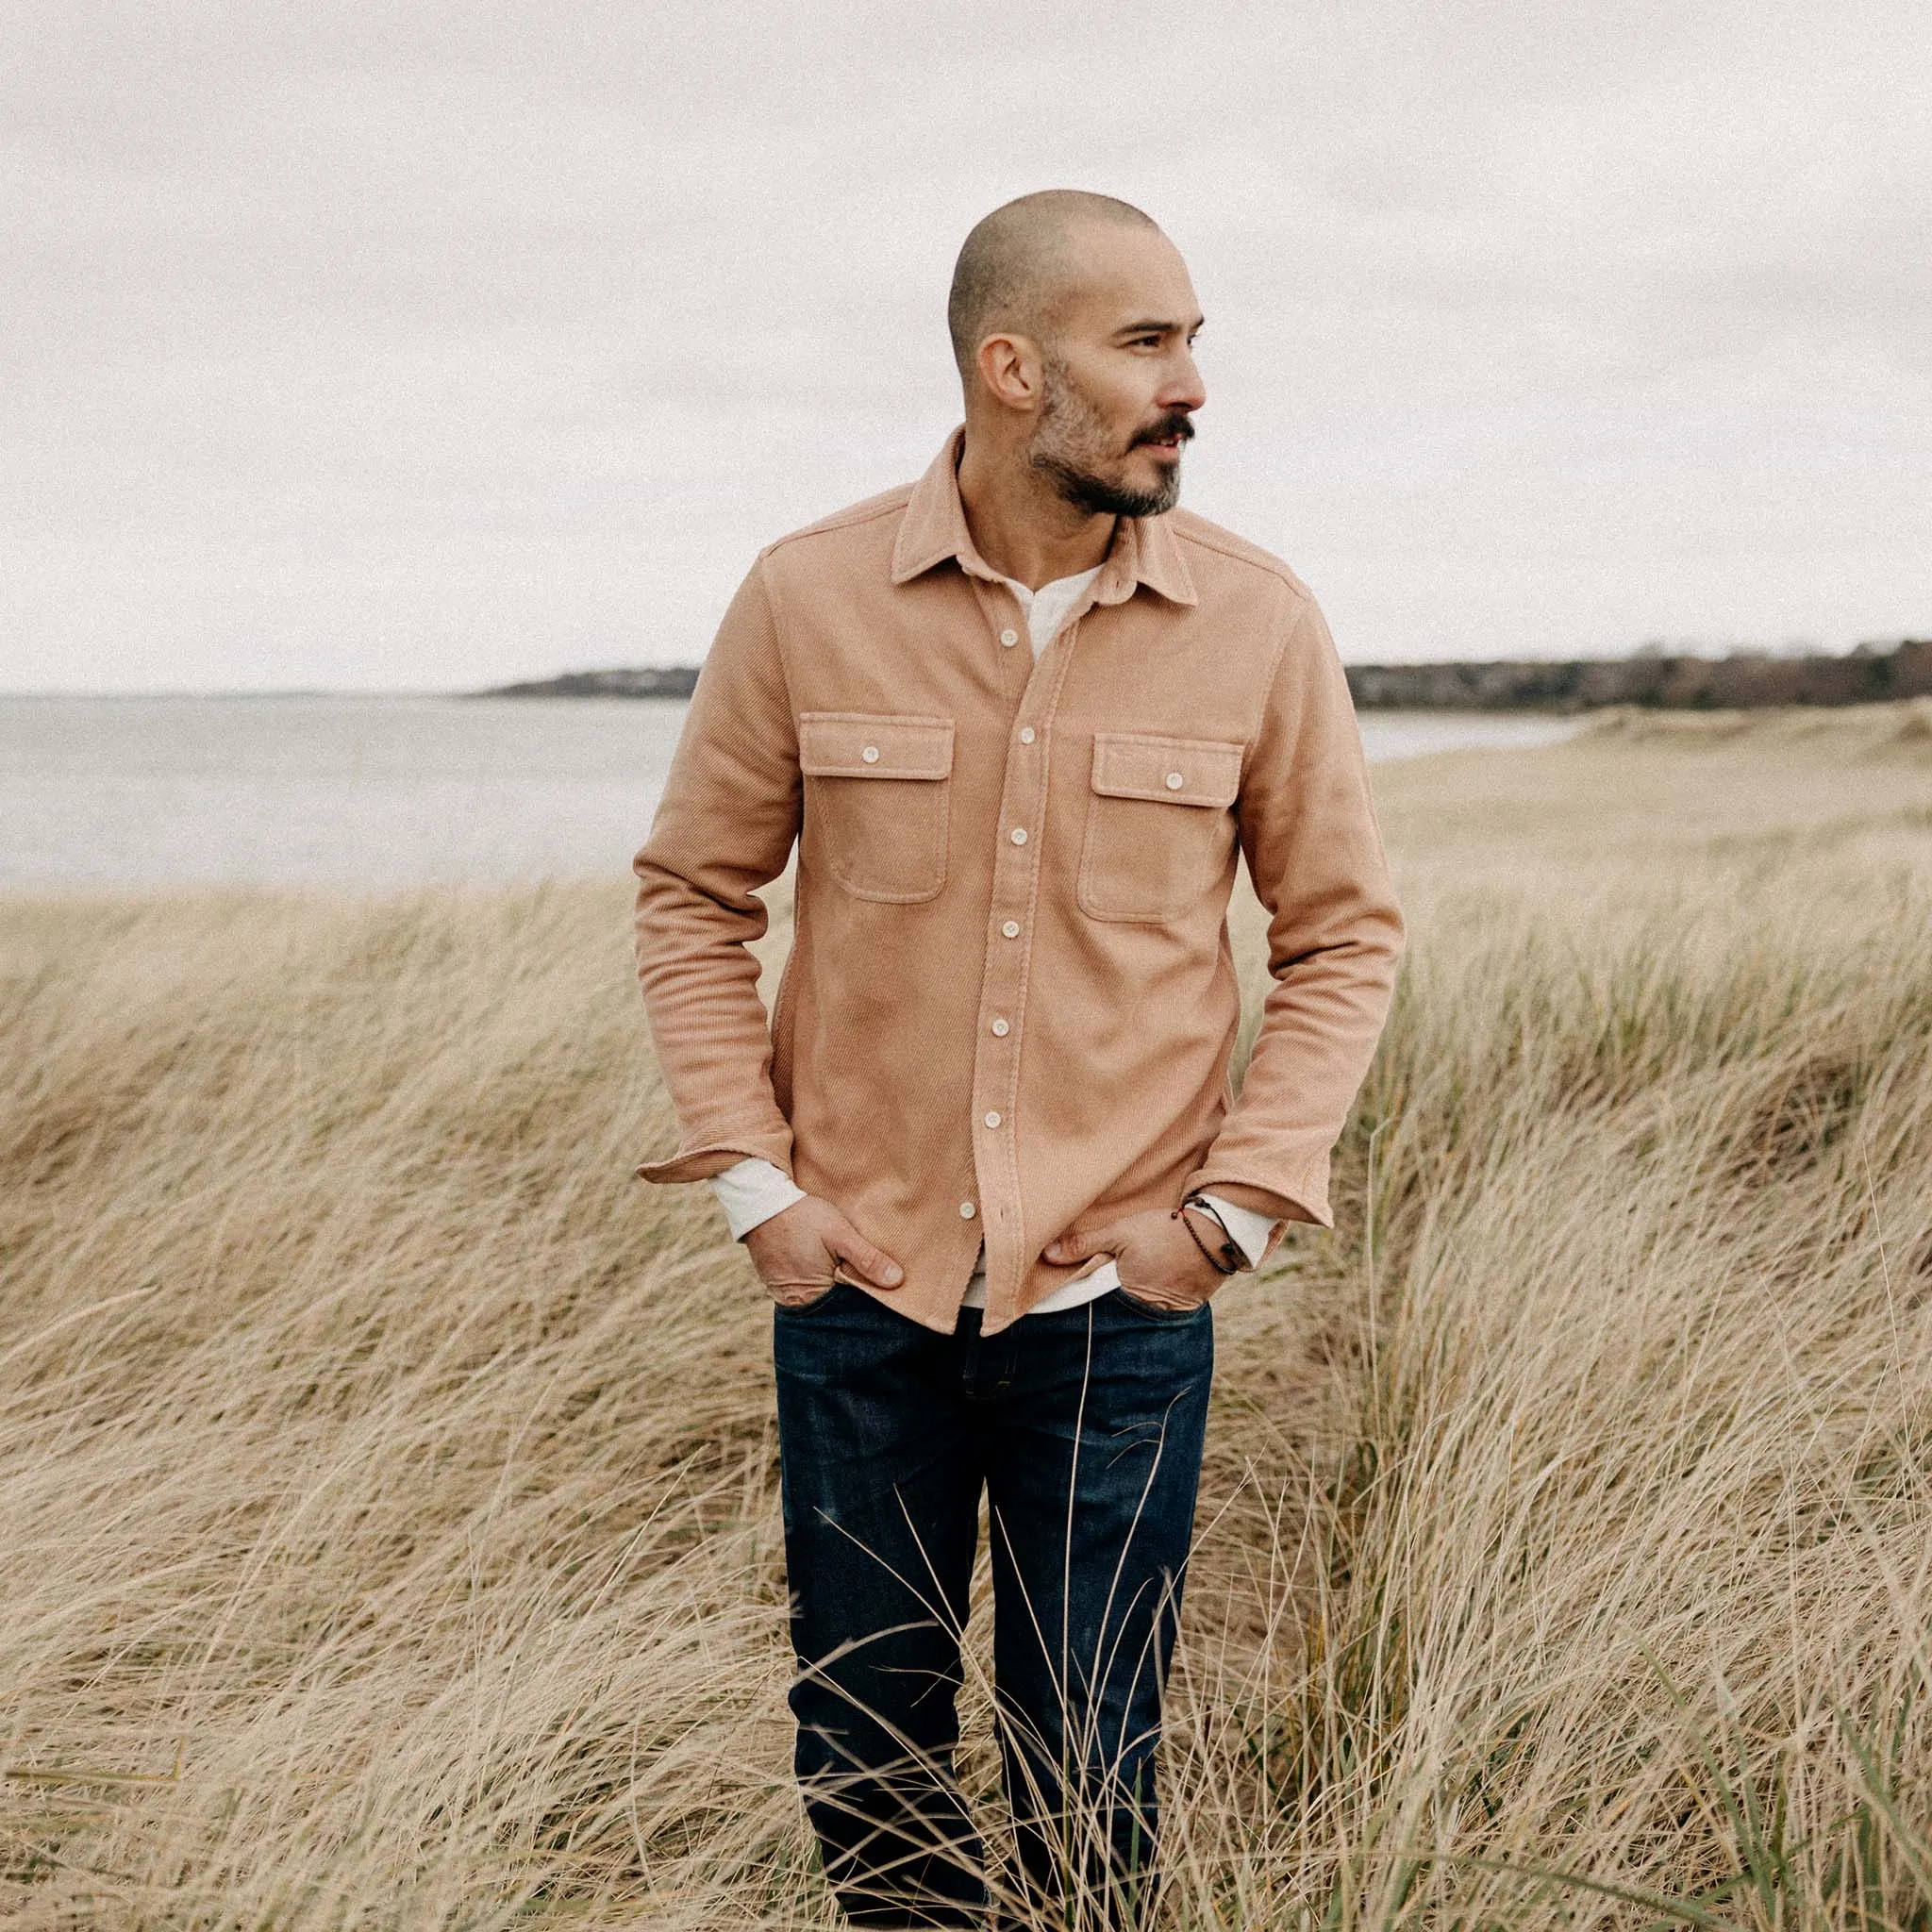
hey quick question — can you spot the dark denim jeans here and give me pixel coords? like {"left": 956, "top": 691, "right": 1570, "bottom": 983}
{"left": 773, "top": 1279, "right": 1213, "bottom": 1930}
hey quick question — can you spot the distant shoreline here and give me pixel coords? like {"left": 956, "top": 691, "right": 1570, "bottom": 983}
{"left": 477, "top": 640, "right": 1932, "bottom": 712}
{"left": 8, "top": 641, "right": 1925, "bottom": 709}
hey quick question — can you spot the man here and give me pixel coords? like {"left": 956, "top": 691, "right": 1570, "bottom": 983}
{"left": 633, "top": 190, "right": 1402, "bottom": 1928}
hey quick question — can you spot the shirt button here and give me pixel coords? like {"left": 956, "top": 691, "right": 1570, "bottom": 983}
{"left": 1018, "top": 726, "right": 1036, "bottom": 744}
{"left": 862, "top": 745, "right": 880, "bottom": 763}
{"left": 959, "top": 1200, "right": 976, "bottom": 1218}
{"left": 1009, "top": 827, "right": 1027, "bottom": 845}
{"left": 1001, "top": 920, "right": 1021, "bottom": 939}
{"left": 983, "top": 1111, "right": 1002, "bottom": 1129}
{"left": 1166, "top": 770, "right": 1185, "bottom": 790}
{"left": 991, "top": 1016, "right": 1009, "bottom": 1037}
{"left": 999, "top": 627, "right": 1020, "bottom": 647}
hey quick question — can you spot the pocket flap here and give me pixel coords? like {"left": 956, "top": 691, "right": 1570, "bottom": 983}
{"left": 1091, "top": 732, "right": 1242, "bottom": 808}
{"left": 799, "top": 712, "right": 955, "bottom": 780}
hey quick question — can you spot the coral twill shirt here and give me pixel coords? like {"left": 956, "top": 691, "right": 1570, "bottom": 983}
{"left": 632, "top": 429, "right": 1404, "bottom": 1337}
{"left": 705, "top": 559, "right": 1277, "bottom": 1318}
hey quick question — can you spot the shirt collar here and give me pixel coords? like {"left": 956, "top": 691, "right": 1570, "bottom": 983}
{"left": 890, "top": 426, "right": 1198, "bottom": 610}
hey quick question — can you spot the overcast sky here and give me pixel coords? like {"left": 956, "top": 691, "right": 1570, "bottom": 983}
{"left": 4, "top": 0, "right": 1926, "bottom": 692}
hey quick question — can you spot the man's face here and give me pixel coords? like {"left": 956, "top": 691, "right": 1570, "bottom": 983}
{"left": 1024, "top": 225, "right": 1207, "bottom": 519}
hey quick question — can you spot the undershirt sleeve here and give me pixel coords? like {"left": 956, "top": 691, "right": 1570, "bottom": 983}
{"left": 711, "top": 1158, "right": 807, "bottom": 1240}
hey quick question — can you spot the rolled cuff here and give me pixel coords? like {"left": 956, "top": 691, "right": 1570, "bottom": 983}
{"left": 1183, "top": 1161, "right": 1332, "bottom": 1236}
{"left": 636, "top": 1126, "right": 795, "bottom": 1186}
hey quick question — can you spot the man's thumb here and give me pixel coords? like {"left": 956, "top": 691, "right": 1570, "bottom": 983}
{"left": 1045, "top": 1224, "right": 1115, "bottom": 1265}
{"left": 829, "top": 1221, "right": 905, "bottom": 1289}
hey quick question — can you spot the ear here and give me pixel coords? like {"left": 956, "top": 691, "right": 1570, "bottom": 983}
{"left": 974, "top": 331, "right": 1045, "bottom": 414}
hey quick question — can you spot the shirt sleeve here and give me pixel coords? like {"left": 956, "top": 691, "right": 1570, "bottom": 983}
{"left": 632, "top": 558, "right": 804, "bottom": 1185}
{"left": 1184, "top": 588, "right": 1406, "bottom": 1227}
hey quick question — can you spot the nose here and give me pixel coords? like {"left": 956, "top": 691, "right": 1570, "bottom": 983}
{"left": 1161, "top": 343, "right": 1206, "bottom": 415}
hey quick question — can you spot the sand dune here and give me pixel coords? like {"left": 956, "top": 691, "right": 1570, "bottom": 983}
{"left": 3, "top": 710, "right": 1929, "bottom": 1927}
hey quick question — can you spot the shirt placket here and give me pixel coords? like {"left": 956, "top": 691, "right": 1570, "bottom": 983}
{"left": 964, "top": 575, "right": 1092, "bottom": 1323}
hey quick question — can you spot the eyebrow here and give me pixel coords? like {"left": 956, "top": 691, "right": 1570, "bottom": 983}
{"left": 1114, "top": 316, "right": 1206, "bottom": 338}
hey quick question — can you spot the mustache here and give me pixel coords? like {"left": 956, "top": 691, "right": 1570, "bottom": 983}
{"left": 1130, "top": 413, "right": 1196, "bottom": 448}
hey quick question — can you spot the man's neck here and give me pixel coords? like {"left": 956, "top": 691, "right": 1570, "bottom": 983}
{"left": 955, "top": 428, "right": 1115, "bottom": 591}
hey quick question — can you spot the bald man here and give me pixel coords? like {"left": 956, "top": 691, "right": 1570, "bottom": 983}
{"left": 634, "top": 191, "right": 1403, "bottom": 1927}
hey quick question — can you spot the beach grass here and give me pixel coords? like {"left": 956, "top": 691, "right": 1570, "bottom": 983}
{"left": 3, "top": 702, "right": 1931, "bottom": 1928}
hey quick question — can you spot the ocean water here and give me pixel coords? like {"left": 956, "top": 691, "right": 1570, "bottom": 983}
{"left": 0, "top": 696, "right": 1577, "bottom": 889}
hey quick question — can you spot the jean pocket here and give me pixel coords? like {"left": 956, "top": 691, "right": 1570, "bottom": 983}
{"left": 1109, "top": 1284, "right": 1208, "bottom": 1324}
{"left": 773, "top": 1279, "right": 847, "bottom": 1315}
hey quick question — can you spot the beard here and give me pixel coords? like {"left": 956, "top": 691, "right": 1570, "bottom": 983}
{"left": 1025, "top": 357, "right": 1191, "bottom": 518}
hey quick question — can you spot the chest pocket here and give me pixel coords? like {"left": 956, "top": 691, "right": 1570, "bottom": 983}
{"left": 1079, "top": 731, "right": 1244, "bottom": 923}
{"left": 799, "top": 712, "right": 955, "bottom": 904}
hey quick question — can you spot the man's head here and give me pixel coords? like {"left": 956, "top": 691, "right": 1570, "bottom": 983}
{"left": 948, "top": 191, "right": 1206, "bottom": 519}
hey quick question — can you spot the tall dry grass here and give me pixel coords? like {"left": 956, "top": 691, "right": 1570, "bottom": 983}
{"left": 3, "top": 704, "right": 1931, "bottom": 1928}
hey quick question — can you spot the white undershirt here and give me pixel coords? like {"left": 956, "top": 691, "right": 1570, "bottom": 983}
{"left": 709, "top": 564, "right": 1275, "bottom": 1311}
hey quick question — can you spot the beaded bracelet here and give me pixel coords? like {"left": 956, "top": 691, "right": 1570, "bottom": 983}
{"left": 1172, "top": 1196, "right": 1243, "bottom": 1275}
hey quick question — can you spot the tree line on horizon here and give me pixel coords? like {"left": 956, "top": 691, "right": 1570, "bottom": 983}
{"left": 481, "top": 638, "right": 1932, "bottom": 712}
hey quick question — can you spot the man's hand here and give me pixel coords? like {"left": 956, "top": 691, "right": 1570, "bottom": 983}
{"left": 1043, "top": 1207, "right": 1226, "bottom": 1313}
{"left": 743, "top": 1195, "right": 906, "bottom": 1308}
